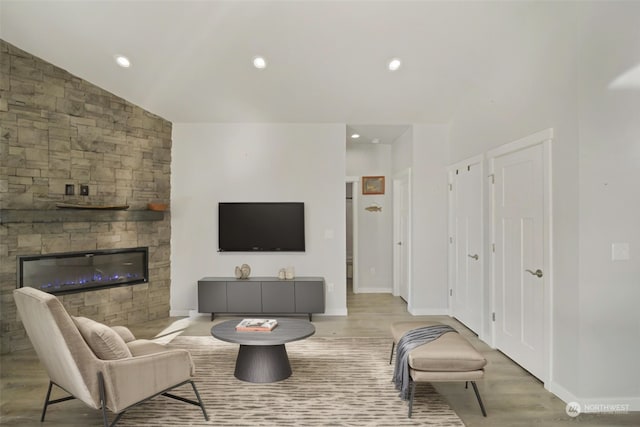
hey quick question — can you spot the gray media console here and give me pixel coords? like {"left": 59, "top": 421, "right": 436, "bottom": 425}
{"left": 198, "top": 276, "right": 325, "bottom": 321}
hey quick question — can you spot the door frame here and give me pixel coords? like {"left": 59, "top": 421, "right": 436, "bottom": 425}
{"left": 447, "top": 155, "right": 484, "bottom": 337}
{"left": 488, "top": 128, "right": 553, "bottom": 384}
{"left": 346, "top": 177, "right": 360, "bottom": 295}
{"left": 393, "top": 168, "right": 412, "bottom": 303}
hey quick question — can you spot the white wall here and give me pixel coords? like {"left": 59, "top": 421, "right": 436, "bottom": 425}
{"left": 446, "top": 1, "right": 640, "bottom": 409}
{"left": 576, "top": 3, "right": 640, "bottom": 404}
{"left": 345, "top": 143, "right": 393, "bottom": 292}
{"left": 392, "top": 127, "right": 413, "bottom": 173}
{"left": 171, "top": 123, "right": 347, "bottom": 316}
{"left": 410, "top": 124, "right": 450, "bottom": 314}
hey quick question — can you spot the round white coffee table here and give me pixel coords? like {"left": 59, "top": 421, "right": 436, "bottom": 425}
{"left": 211, "top": 318, "right": 315, "bottom": 383}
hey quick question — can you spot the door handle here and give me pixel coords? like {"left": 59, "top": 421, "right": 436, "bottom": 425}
{"left": 467, "top": 254, "right": 478, "bottom": 260}
{"left": 397, "top": 242, "right": 402, "bottom": 246}
{"left": 525, "top": 269, "right": 543, "bottom": 278}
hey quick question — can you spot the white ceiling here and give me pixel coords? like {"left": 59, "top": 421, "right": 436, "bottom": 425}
{"left": 0, "top": 1, "right": 596, "bottom": 143}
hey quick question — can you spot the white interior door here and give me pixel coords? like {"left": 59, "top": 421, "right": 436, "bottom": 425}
{"left": 393, "top": 169, "right": 411, "bottom": 302}
{"left": 492, "top": 141, "right": 547, "bottom": 380}
{"left": 449, "top": 160, "right": 483, "bottom": 335}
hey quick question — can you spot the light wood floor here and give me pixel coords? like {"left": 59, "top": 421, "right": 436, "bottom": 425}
{"left": 1, "top": 287, "right": 638, "bottom": 426}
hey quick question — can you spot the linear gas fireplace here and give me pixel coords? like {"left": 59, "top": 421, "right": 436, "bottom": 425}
{"left": 18, "top": 247, "right": 149, "bottom": 295}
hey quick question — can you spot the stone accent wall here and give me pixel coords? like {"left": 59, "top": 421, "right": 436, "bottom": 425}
{"left": 0, "top": 40, "right": 172, "bottom": 353}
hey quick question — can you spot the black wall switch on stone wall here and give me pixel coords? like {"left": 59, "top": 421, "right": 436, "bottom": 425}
{"left": 80, "top": 185, "right": 89, "bottom": 196}
{"left": 65, "top": 184, "right": 75, "bottom": 195}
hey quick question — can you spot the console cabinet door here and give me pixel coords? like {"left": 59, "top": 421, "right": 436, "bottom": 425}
{"left": 198, "top": 280, "right": 227, "bottom": 313}
{"left": 295, "top": 280, "right": 325, "bottom": 314}
{"left": 262, "top": 281, "right": 295, "bottom": 313}
{"left": 227, "top": 281, "right": 262, "bottom": 313}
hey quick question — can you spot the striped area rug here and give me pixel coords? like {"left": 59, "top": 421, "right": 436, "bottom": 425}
{"left": 118, "top": 336, "right": 465, "bottom": 426}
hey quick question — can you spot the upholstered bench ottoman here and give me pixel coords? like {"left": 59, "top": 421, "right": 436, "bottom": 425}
{"left": 390, "top": 321, "right": 487, "bottom": 418}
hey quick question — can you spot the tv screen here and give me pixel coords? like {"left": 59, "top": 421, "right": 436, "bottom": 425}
{"left": 218, "top": 202, "right": 305, "bottom": 252}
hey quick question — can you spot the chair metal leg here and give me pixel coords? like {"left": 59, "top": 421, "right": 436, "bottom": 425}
{"left": 40, "top": 381, "right": 77, "bottom": 422}
{"left": 41, "top": 381, "right": 54, "bottom": 422}
{"left": 98, "top": 372, "right": 126, "bottom": 427}
{"left": 98, "top": 372, "right": 110, "bottom": 427}
{"left": 405, "top": 380, "right": 487, "bottom": 419}
{"left": 162, "top": 381, "right": 209, "bottom": 421}
{"left": 470, "top": 381, "right": 487, "bottom": 417}
{"left": 43, "top": 372, "right": 208, "bottom": 426}
{"left": 109, "top": 413, "right": 124, "bottom": 427}
{"left": 190, "top": 380, "right": 209, "bottom": 421}
{"left": 389, "top": 342, "right": 395, "bottom": 364}
{"left": 407, "top": 379, "right": 416, "bottom": 418}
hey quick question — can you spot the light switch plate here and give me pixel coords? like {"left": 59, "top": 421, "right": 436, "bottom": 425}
{"left": 611, "top": 243, "right": 630, "bottom": 261}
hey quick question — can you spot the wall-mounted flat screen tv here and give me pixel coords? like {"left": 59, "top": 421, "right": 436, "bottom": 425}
{"left": 218, "top": 202, "right": 305, "bottom": 252}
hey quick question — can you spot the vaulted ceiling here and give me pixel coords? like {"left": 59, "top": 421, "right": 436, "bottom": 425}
{"left": 1, "top": 0, "right": 599, "bottom": 142}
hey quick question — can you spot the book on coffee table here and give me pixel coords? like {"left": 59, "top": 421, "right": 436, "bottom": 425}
{"left": 235, "top": 318, "right": 278, "bottom": 332}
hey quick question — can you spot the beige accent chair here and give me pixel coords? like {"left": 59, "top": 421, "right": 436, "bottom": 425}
{"left": 13, "top": 287, "right": 208, "bottom": 426}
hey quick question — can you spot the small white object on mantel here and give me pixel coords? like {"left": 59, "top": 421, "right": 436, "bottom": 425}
{"left": 285, "top": 266, "right": 295, "bottom": 280}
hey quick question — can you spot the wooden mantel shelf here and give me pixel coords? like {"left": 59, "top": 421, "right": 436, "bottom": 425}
{"left": 0, "top": 209, "right": 165, "bottom": 224}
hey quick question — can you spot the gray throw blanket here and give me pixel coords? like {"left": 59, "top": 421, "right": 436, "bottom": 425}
{"left": 392, "top": 325, "right": 457, "bottom": 400}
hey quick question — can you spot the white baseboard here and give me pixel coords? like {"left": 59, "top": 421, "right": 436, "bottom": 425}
{"left": 547, "top": 381, "right": 578, "bottom": 406}
{"left": 319, "top": 308, "right": 348, "bottom": 316}
{"left": 408, "top": 307, "right": 450, "bottom": 316}
{"left": 355, "top": 287, "right": 393, "bottom": 294}
{"left": 170, "top": 309, "right": 348, "bottom": 317}
{"left": 169, "top": 309, "right": 192, "bottom": 317}
{"left": 188, "top": 310, "right": 208, "bottom": 318}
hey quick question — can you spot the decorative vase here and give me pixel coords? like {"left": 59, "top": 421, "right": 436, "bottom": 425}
{"left": 285, "top": 266, "right": 295, "bottom": 280}
{"left": 240, "top": 264, "right": 251, "bottom": 279}
{"left": 235, "top": 264, "right": 251, "bottom": 279}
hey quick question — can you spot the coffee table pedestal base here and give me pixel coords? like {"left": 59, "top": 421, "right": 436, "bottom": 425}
{"left": 234, "top": 344, "right": 292, "bottom": 383}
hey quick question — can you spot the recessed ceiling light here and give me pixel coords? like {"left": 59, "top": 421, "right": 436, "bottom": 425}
{"left": 371, "top": 138, "right": 380, "bottom": 144}
{"left": 115, "top": 55, "right": 131, "bottom": 68}
{"left": 253, "top": 56, "right": 267, "bottom": 69}
{"left": 351, "top": 133, "right": 360, "bottom": 139}
{"left": 388, "top": 58, "right": 401, "bottom": 71}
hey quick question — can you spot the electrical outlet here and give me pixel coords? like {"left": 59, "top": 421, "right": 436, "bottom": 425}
{"left": 612, "top": 243, "right": 630, "bottom": 261}
{"left": 65, "top": 184, "right": 75, "bottom": 195}
{"left": 80, "top": 185, "right": 89, "bottom": 196}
